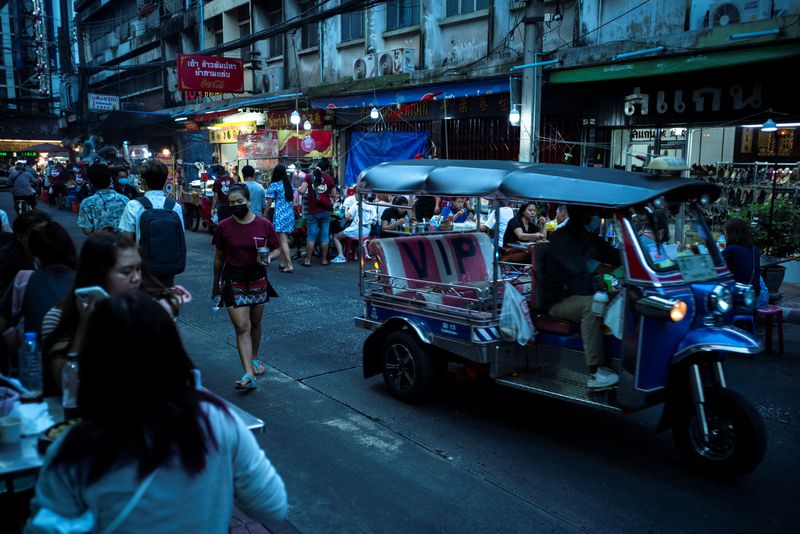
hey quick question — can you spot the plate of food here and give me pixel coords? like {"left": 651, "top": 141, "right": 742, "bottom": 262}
{"left": 37, "top": 419, "right": 80, "bottom": 454}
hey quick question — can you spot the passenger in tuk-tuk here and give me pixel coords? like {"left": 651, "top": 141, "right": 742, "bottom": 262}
{"left": 542, "top": 206, "right": 622, "bottom": 388}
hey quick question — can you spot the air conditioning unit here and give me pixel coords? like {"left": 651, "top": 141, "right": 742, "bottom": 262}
{"left": 261, "top": 65, "right": 283, "bottom": 94}
{"left": 707, "top": 1, "right": 771, "bottom": 28}
{"left": 353, "top": 54, "right": 377, "bottom": 80}
{"left": 377, "top": 48, "right": 416, "bottom": 76}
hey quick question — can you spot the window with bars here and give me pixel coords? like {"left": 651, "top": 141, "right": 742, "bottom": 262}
{"left": 340, "top": 9, "right": 364, "bottom": 42}
{"left": 267, "top": 10, "right": 283, "bottom": 57}
{"left": 386, "top": 0, "right": 419, "bottom": 31}
{"left": 445, "top": 0, "right": 489, "bottom": 18}
{"left": 300, "top": 0, "right": 319, "bottom": 49}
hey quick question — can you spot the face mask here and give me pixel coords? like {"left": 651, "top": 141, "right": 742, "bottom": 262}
{"left": 118, "top": 178, "right": 129, "bottom": 185}
{"left": 231, "top": 204, "right": 249, "bottom": 219}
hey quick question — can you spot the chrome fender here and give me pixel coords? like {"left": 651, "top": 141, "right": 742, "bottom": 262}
{"left": 673, "top": 326, "right": 762, "bottom": 364}
{"left": 363, "top": 317, "right": 433, "bottom": 378}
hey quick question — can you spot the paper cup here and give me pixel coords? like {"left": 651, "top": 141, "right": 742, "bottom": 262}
{"left": 0, "top": 416, "right": 22, "bottom": 445}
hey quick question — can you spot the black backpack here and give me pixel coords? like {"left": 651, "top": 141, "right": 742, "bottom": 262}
{"left": 137, "top": 197, "right": 186, "bottom": 277}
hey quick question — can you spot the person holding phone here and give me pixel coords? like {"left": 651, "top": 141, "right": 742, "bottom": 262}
{"left": 212, "top": 184, "right": 280, "bottom": 390}
{"left": 41, "top": 233, "right": 191, "bottom": 395}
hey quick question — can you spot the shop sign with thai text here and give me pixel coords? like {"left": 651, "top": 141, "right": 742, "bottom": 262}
{"left": 209, "top": 121, "right": 257, "bottom": 144}
{"left": 177, "top": 54, "right": 244, "bottom": 93}
{"left": 88, "top": 93, "right": 120, "bottom": 111}
{"left": 267, "top": 110, "right": 325, "bottom": 130}
{"left": 629, "top": 128, "right": 687, "bottom": 141}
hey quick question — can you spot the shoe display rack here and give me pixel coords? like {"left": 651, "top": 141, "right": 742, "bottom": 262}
{"left": 693, "top": 161, "right": 799, "bottom": 251}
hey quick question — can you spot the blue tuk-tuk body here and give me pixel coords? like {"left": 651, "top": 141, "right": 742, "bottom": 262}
{"left": 354, "top": 160, "right": 765, "bottom": 479}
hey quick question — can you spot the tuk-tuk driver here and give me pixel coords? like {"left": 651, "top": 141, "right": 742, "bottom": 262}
{"left": 541, "top": 206, "right": 622, "bottom": 388}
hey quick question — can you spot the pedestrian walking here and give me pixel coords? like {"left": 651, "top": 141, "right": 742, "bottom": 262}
{"left": 77, "top": 163, "right": 131, "bottom": 235}
{"left": 297, "top": 163, "right": 335, "bottom": 267}
{"left": 212, "top": 184, "right": 280, "bottom": 390}
{"left": 265, "top": 164, "right": 295, "bottom": 273}
{"left": 48, "top": 161, "right": 67, "bottom": 209}
{"left": 113, "top": 167, "right": 140, "bottom": 200}
{"left": 27, "top": 292, "right": 288, "bottom": 533}
{"left": 242, "top": 165, "right": 266, "bottom": 217}
{"left": 212, "top": 168, "right": 238, "bottom": 222}
{"left": 118, "top": 159, "right": 186, "bottom": 286}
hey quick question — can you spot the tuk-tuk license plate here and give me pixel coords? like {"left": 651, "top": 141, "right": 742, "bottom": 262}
{"left": 676, "top": 255, "right": 716, "bottom": 282}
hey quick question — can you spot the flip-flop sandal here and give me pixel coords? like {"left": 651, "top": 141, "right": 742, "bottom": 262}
{"left": 235, "top": 373, "right": 258, "bottom": 390}
{"left": 252, "top": 359, "right": 266, "bottom": 376}
{"left": 281, "top": 268, "right": 294, "bottom": 274}
{"left": 300, "top": 261, "right": 311, "bottom": 267}
{"left": 278, "top": 265, "right": 287, "bottom": 272}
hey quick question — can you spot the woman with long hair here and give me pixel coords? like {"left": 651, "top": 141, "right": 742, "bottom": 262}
{"left": 41, "top": 232, "right": 190, "bottom": 394}
{"left": 28, "top": 293, "right": 287, "bottom": 532}
{"left": 265, "top": 165, "right": 295, "bottom": 273}
{"left": 499, "top": 202, "right": 547, "bottom": 263}
{"left": 723, "top": 217, "right": 765, "bottom": 306}
{"left": 213, "top": 184, "right": 281, "bottom": 389}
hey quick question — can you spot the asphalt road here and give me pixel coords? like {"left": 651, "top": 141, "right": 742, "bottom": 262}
{"left": 4, "top": 192, "right": 798, "bottom": 533}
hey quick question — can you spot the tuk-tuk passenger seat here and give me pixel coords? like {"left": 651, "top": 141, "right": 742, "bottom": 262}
{"left": 368, "top": 233, "right": 497, "bottom": 315}
{"left": 529, "top": 241, "right": 577, "bottom": 335}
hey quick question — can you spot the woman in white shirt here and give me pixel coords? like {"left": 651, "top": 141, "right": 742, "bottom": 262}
{"left": 27, "top": 292, "right": 287, "bottom": 533}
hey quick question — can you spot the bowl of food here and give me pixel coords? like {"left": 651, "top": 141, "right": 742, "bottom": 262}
{"left": 37, "top": 419, "right": 80, "bottom": 454}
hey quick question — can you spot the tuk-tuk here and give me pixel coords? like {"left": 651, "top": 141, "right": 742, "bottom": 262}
{"left": 354, "top": 160, "right": 765, "bottom": 479}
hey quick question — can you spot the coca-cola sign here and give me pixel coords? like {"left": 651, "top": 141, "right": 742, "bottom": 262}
{"left": 177, "top": 54, "right": 244, "bottom": 93}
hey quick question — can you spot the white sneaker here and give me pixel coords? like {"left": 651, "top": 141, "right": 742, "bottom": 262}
{"left": 330, "top": 255, "right": 346, "bottom": 264}
{"left": 587, "top": 367, "right": 619, "bottom": 389}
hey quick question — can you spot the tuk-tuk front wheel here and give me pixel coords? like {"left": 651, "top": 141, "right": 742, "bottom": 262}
{"left": 673, "top": 387, "right": 766, "bottom": 479}
{"left": 382, "top": 331, "right": 435, "bottom": 403}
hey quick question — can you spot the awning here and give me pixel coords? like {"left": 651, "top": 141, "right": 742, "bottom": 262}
{"left": 94, "top": 110, "right": 173, "bottom": 132}
{"left": 550, "top": 43, "right": 800, "bottom": 84}
{"left": 21, "top": 142, "right": 69, "bottom": 154}
{"left": 311, "top": 77, "right": 509, "bottom": 110}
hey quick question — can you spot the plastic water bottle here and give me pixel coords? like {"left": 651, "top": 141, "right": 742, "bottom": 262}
{"left": 62, "top": 353, "right": 79, "bottom": 419}
{"left": 19, "top": 332, "right": 43, "bottom": 395}
{"left": 591, "top": 291, "right": 609, "bottom": 317}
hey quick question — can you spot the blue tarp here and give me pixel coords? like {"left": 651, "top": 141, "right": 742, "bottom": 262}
{"left": 345, "top": 131, "right": 429, "bottom": 186}
{"left": 179, "top": 132, "right": 215, "bottom": 184}
{"left": 312, "top": 78, "right": 509, "bottom": 110}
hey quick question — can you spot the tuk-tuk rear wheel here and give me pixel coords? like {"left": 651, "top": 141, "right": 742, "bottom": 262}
{"left": 673, "top": 387, "right": 766, "bottom": 479}
{"left": 381, "top": 330, "right": 436, "bottom": 403}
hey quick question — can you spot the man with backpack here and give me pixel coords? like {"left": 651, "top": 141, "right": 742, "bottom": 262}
{"left": 118, "top": 159, "right": 186, "bottom": 285}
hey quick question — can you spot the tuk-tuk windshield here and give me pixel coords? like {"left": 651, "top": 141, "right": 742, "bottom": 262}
{"left": 630, "top": 202, "right": 724, "bottom": 276}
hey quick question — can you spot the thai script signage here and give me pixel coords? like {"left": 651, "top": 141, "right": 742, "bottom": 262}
{"left": 177, "top": 54, "right": 244, "bottom": 93}
{"left": 623, "top": 83, "right": 762, "bottom": 118}
{"left": 267, "top": 110, "right": 325, "bottom": 130}
{"left": 209, "top": 121, "right": 257, "bottom": 144}
{"left": 88, "top": 93, "right": 120, "bottom": 111}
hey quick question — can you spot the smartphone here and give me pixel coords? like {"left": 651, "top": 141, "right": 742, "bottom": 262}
{"left": 74, "top": 286, "right": 109, "bottom": 301}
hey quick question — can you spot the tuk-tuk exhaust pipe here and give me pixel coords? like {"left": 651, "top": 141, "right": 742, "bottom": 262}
{"left": 689, "top": 364, "right": 710, "bottom": 441}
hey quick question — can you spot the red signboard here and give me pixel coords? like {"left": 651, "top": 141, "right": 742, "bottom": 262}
{"left": 177, "top": 54, "right": 244, "bottom": 93}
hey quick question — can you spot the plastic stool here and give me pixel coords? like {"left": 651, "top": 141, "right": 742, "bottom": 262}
{"left": 345, "top": 238, "right": 363, "bottom": 260}
{"left": 757, "top": 305, "right": 784, "bottom": 356}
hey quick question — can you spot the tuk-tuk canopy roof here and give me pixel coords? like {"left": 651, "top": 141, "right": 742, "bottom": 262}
{"left": 357, "top": 160, "right": 720, "bottom": 208}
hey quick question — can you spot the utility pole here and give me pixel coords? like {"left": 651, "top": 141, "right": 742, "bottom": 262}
{"left": 518, "top": 0, "right": 543, "bottom": 163}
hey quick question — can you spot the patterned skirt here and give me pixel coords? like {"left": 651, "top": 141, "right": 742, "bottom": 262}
{"left": 220, "top": 264, "right": 278, "bottom": 308}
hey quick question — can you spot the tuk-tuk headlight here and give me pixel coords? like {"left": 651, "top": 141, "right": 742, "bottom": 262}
{"left": 707, "top": 284, "right": 733, "bottom": 314}
{"left": 732, "top": 283, "right": 756, "bottom": 312}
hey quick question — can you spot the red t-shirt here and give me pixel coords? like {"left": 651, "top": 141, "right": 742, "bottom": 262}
{"left": 214, "top": 215, "right": 280, "bottom": 267}
{"left": 212, "top": 175, "right": 238, "bottom": 207}
{"left": 303, "top": 172, "right": 335, "bottom": 215}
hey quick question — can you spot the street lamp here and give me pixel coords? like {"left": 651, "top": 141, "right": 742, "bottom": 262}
{"left": 370, "top": 106, "right": 380, "bottom": 120}
{"left": 508, "top": 104, "right": 520, "bottom": 126}
{"left": 303, "top": 119, "right": 312, "bottom": 130}
{"left": 761, "top": 117, "right": 778, "bottom": 132}
{"left": 290, "top": 110, "right": 301, "bottom": 126}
